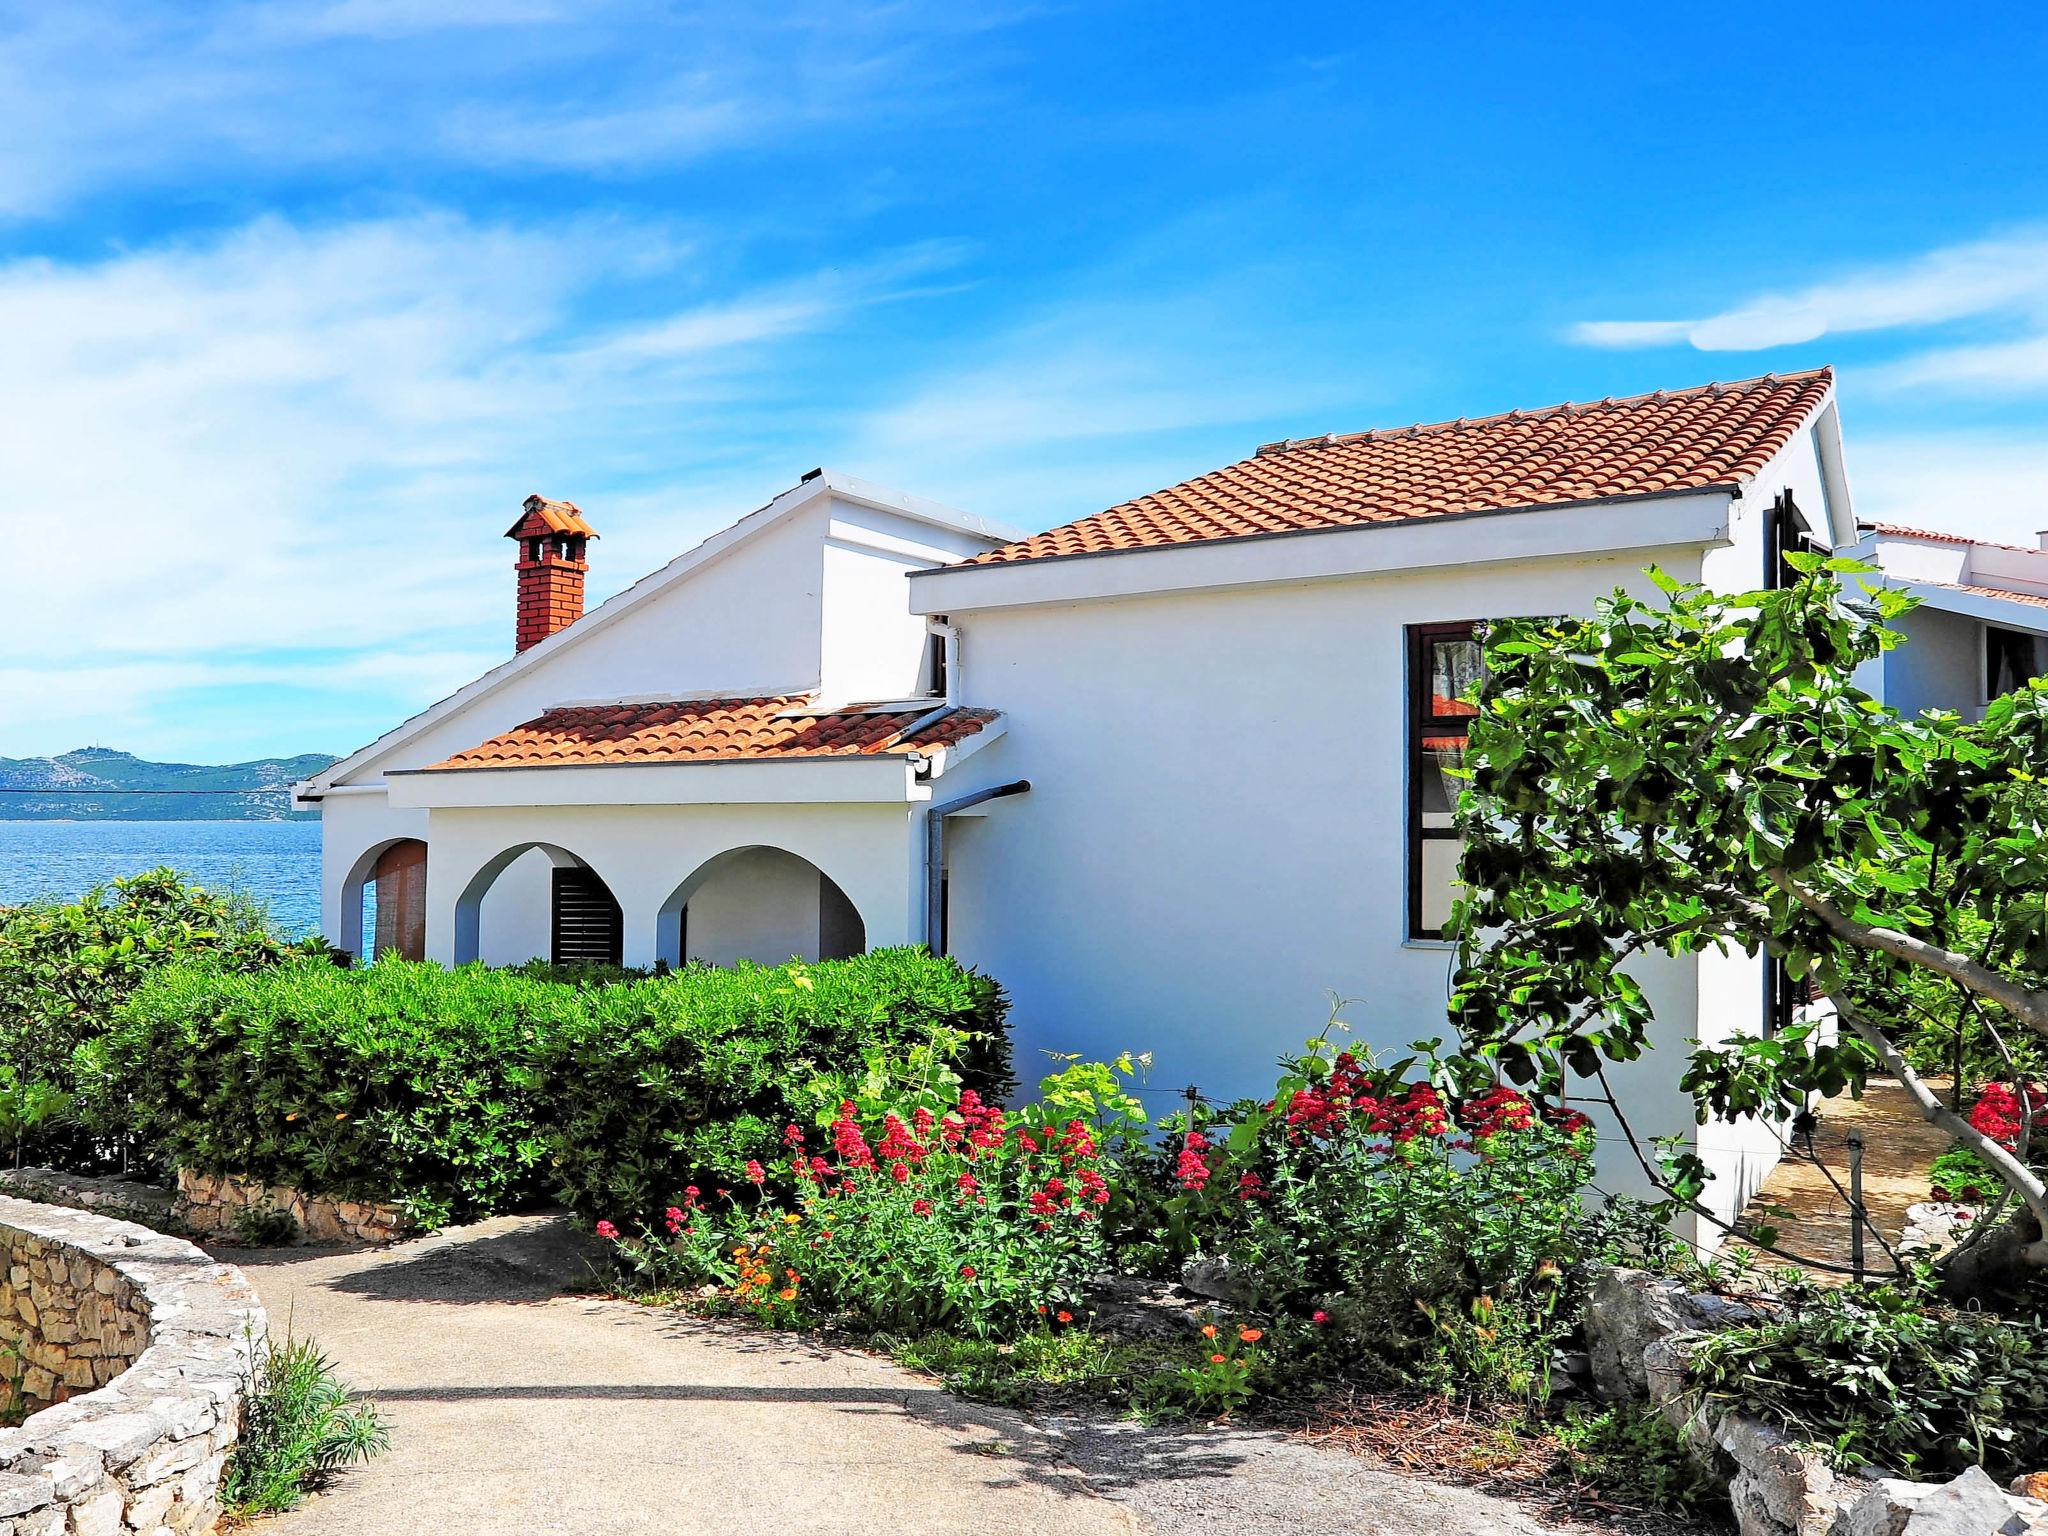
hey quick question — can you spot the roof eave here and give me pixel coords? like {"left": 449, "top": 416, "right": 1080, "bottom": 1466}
{"left": 908, "top": 485, "right": 1739, "bottom": 614}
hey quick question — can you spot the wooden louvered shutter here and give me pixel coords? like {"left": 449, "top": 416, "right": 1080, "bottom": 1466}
{"left": 551, "top": 867, "right": 622, "bottom": 966}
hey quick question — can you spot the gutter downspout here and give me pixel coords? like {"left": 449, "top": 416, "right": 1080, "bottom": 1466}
{"left": 924, "top": 778, "right": 1030, "bottom": 955}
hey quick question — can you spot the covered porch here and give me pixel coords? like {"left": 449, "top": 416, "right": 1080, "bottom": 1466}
{"left": 347, "top": 695, "right": 1005, "bottom": 971}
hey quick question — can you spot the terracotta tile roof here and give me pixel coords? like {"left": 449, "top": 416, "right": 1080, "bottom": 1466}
{"left": 504, "top": 495, "right": 599, "bottom": 540}
{"left": 1861, "top": 522, "right": 2037, "bottom": 555}
{"left": 970, "top": 369, "right": 1833, "bottom": 566}
{"left": 425, "top": 697, "right": 996, "bottom": 770}
{"left": 1924, "top": 581, "right": 2048, "bottom": 612}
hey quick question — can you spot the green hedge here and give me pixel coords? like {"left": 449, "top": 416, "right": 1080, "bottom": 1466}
{"left": 0, "top": 870, "right": 309, "bottom": 1172}
{"left": 528, "top": 947, "right": 1011, "bottom": 1224}
{"left": 104, "top": 949, "right": 1011, "bottom": 1228}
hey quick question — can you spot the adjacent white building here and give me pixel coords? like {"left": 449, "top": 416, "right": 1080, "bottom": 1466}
{"left": 1851, "top": 522, "right": 2048, "bottom": 715}
{"left": 296, "top": 367, "right": 1858, "bottom": 1239}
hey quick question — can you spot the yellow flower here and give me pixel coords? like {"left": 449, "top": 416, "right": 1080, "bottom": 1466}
{"left": 783, "top": 1214, "right": 802, "bottom": 1225}
{"left": 778, "top": 1288, "right": 797, "bottom": 1301}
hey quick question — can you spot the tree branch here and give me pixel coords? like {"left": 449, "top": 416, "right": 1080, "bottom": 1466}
{"left": 1585, "top": 1065, "right": 1894, "bottom": 1278}
{"left": 1835, "top": 1000, "right": 2048, "bottom": 1266}
{"left": 1769, "top": 869, "right": 2048, "bottom": 1036}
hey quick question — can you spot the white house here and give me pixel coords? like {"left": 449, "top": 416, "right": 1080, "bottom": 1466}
{"left": 1850, "top": 522, "right": 2048, "bottom": 714}
{"left": 295, "top": 367, "right": 1858, "bottom": 1240}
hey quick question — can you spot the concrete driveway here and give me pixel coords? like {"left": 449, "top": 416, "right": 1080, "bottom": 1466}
{"left": 226, "top": 1215, "right": 1573, "bottom": 1536}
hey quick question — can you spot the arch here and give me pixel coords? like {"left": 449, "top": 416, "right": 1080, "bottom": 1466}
{"left": 453, "top": 841, "right": 622, "bottom": 967}
{"left": 337, "top": 836, "right": 429, "bottom": 963}
{"left": 655, "top": 844, "right": 867, "bottom": 970}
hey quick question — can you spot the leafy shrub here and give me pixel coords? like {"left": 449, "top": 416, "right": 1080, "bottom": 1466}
{"left": 532, "top": 948, "right": 1012, "bottom": 1224}
{"left": 1686, "top": 1281, "right": 2048, "bottom": 1476}
{"left": 232, "top": 1202, "right": 302, "bottom": 1247}
{"left": 0, "top": 870, "right": 308, "bottom": 1169}
{"left": 223, "top": 1336, "right": 388, "bottom": 1517}
{"left": 600, "top": 1056, "right": 1136, "bottom": 1338}
{"left": 0, "top": 1338, "right": 22, "bottom": 1430}
{"left": 103, "top": 948, "right": 1010, "bottom": 1229}
{"left": 101, "top": 956, "right": 561, "bottom": 1228}
{"left": 1929, "top": 1145, "right": 2000, "bottom": 1204}
{"left": 1928, "top": 1081, "right": 2045, "bottom": 1204}
{"left": 1112, "top": 1027, "right": 1600, "bottom": 1394}
{"left": 1550, "top": 1403, "right": 1724, "bottom": 1517}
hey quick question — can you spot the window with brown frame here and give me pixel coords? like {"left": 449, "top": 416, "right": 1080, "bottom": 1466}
{"left": 1408, "top": 621, "right": 1484, "bottom": 940}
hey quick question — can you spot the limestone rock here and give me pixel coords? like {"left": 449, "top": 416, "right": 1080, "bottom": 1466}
{"left": 1081, "top": 1274, "right": 1219, "bottom": 1340}
{"left": 1713, "top": 1413, "right": 1843, "bottom": 1536}
{"left": 1832, "top": 1465, "right": 2046, "bottom": 1535}
{"left": 1179, "top": 1256, "right": 1258, "bottom": 1308}
{"left": 1583, "top": 1264, "right": 1763, "bottom": 1401}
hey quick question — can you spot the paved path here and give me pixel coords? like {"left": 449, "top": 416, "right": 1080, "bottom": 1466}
{"left": 1728, "top": 1075, "right": 1954, "bottom": 1279}
{"left": 226, "top": 1215, "right": 1582, "bottom": 1536}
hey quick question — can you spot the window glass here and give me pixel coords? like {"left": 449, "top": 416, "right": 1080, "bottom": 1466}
{"left": 1987, "top": 625, "right": 2048, "bottom": 701}
{"left": 1409, "top": 623, "right": 1482, "bottom": 940}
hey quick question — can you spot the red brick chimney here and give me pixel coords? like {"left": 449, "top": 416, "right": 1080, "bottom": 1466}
{"left": 505, "top": 495, "right": 598, "bottom": 653}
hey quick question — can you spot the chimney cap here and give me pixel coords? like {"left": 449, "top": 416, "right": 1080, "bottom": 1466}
{"left": 505, "top": 495, "right": 599, "bottom": 541}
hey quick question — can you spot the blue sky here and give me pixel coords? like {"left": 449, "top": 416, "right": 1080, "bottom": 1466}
{"left": 10, "top": 1, "right": 2048, "bottom": 762}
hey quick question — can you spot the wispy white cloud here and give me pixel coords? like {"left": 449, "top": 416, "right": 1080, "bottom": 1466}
{"left": 0, "top": 211, "right": 962, "bottom": 756}
{"left": 0, "top": 1, "right": 1018, "bottom": 217}
{"left": 1871, "top": 334, "right": 2048, "bottom": 392}
{"left": 1570, "top": 230, "right": 2048, "bottom": 354}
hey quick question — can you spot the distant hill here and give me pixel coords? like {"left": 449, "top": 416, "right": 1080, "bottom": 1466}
{"left": 0, "top": 747, "right": 338, "bottom": 821}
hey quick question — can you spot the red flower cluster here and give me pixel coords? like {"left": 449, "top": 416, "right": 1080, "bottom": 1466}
{"left": 831, "top": 1102, "right": 877, "bottom": 1170}
{"left": 1457, "top": 1086, "right": 1537, "bottom": 1138}
{"left": 1282, "top": 1052, "right": 1387, "bottom": 1141}
{"left": 1541, "top": 1102, "right": 1593, "bottom": 1135}
{"left": 1176, "top": 1129, "right": 1213, "bottom": 1190}
{"left": 1379, "top": 1082, "right": 1451, "bottom": 1144}
{"left": 1970, "top": 1082, "right": 2047, "bottom": 1149}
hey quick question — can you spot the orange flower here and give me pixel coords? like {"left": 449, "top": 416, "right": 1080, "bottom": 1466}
{"left": 1056, "top": 1310, "right": 1074, "bottom": 1324}
{"left": 779, "top": 1288, "right": 797, "bottom": 1301}
{"left": 1209, "top": 1353, "right": 1227, "bottom": 1365}
{"left": 1200, "top": 1323, "right": 1218, "bottom": 1339}
{"left": 1238, "top": 1328, "right": 1263, "bottom": 1343}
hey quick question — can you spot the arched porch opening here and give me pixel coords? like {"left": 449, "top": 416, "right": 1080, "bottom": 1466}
{"left": 338, "top": 837, "right": 429, "bottom": 963}
{"left": 454, "top": 842, "right": 622, "bottom": 968}
{"left": 656, "top": 846, "right": 867, "bottom": 970}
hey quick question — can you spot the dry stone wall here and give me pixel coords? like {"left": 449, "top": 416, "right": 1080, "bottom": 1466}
{"left": 175, "top": 1169, "right": 404, "bottom": 1246}
{"left": 0, "top": 1196, "right": 265, "bottom": 1535}
{"left": 1583, "top": 1264, "right": 2048, "bottom": 1535}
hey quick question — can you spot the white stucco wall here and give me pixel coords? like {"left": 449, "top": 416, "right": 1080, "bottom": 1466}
{"left": 477, "top": 847, "right": 556, "bottom": 967}
{"left": 934, "top": 546, "right": 1720, "bottom": 1211}
{"left": 415, "top": 801, "right": 918, "bottom": 970}
{"left": 1867, "top": 605, "right": 1983, "bottom": 718}
{"left": 310, "top": 484, "right": 1009, "bottom": 960}
{"left": 684, "top": 847, "right": 837, "bottom": 966}
{"left": 315, "top": 791, "right": 430, "bottom": 960}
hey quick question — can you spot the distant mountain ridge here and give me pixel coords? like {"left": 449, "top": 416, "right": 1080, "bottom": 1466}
{"left": 0, "top": 747, "right": 338, "bottom": 821}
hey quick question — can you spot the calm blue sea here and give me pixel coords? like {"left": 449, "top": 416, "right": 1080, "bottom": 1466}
{"left": 0, "top": 821, "right": 323, "bottom": 938}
